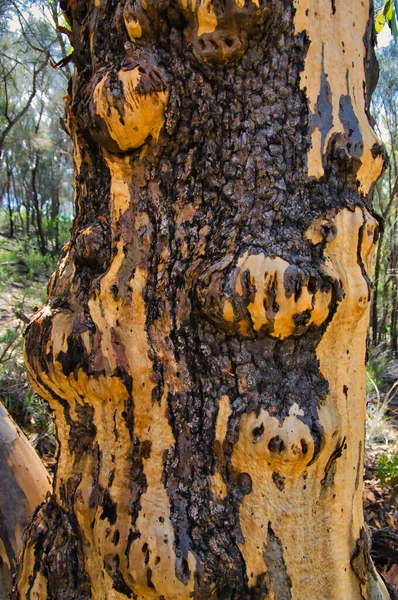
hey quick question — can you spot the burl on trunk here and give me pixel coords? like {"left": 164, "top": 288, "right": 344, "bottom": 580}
{"left": 13, "top": 1, "right": 390, "bottom": 599}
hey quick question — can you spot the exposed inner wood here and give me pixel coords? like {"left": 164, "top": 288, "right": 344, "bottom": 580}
{"left": 293, "top": 0, "right": 384, "bottom": 193}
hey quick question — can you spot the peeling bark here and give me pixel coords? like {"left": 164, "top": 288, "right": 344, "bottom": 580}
{"left": 0, "top": 404, "right": 51, "bottom": 598}
{"left": 15, "top": 0, "right": 391, "bottom": 598}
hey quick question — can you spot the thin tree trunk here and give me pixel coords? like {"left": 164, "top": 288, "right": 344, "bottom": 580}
{"left": 379, "top": 274, "right": 390, "bottom": 344}
{"left": 10, "top": 160, "right": 23, "bottom": 237}
{"left": 24, "top": 202, "right": 30, "bottom": 238}
{"left": 14, "top": 1, "right": 391, "bottom": 599}
{"left": 31, "top": 155, "right": 47, "bottom": 256}
{"left": 6, "top": 160, "right": 14, "bottom": 239}
{"left": 390, "top": 217, "right": 398, "bottom": 354}
{"left": 371, "top": 227, "right": 383, "bottom": 346}
{"left": 51, "top": 187, "right": 60, "bottom": 254}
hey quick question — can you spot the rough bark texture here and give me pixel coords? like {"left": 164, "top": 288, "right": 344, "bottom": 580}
{"left": 0, "top": 404, "right": 51, "bottom": 597}
{"left": 15, "top": 0, "right": 390, "bottom": 598}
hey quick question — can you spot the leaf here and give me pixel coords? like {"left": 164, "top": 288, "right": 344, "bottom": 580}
{"left": 364, "top": 488, "right": 377, "bottom": 503}
{"left": 376, "top": 10, "right": 386, "bottom": 33}
{"left": 384, "top": 0, "right": 393, "bottom": 21}
{"left": 391, "top": 12, "right": 398, "bottom": 39}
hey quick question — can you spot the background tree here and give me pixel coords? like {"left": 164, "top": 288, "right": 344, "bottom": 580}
{"left": 6, "top": 0, "right": 395, "bottom": 599}
{"left": 0, "top": 0, "right": 73, "bottom": 258}
{"left": 375, "top": 0, "right": 398, "bottom": 39}
{"left": 370, "top": 42, "right": 398, "bottom": 352}
{"left": 0, "top": 0, "right": 51, "bottom": 158}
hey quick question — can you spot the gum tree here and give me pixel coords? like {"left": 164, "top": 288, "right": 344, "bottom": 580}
{"left": 11, "top": 0, "right": 392, "bottom": 598}
{"left": 0, "top": 404, "right": 51, "bottom": 596}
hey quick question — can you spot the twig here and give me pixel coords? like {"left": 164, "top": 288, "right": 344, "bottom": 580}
{"left": 12, "top": 308, "right": 30, "bottom": 325}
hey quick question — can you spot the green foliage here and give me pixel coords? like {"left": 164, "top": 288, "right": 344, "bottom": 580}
{"left": 375, "top": 0, "right": 398, "bottom": 39}
{"left": 0, "top": 226, "right": 72, "bottom": 285}
{"left": 0, "top": 272, "right": 54, "bottom": 438}
{"left": 0, "top": 0, "right": 74, "bottom": 258}
{"left": 378, "top": 453, "right": 398, "bottom": 489}
{"left": 1, "top": 361, "right": 53, "bottom": 435}
{"left": 0, "top": 247, "right": 18, "bottom": 264}
{"left": 0, "top": 327, "right": 20, "bottom": 346}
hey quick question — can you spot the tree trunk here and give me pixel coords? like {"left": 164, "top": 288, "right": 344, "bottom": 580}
{"left": 389, "top": 211, "right": 398, "bottom": 354}
{"left": 0, "top": 403, "right": 51, "bottom": 598}
{"left": 14, "top": 1, "right": 390, "bottom": 598}
{"left": 51, "top": 187, "right": 61, "bottom": 255}
{"left": 31, "top": 154, "right": 47, "bottom": 256}
{"left": 6, "top": 160, "right": 14, "bottom": 239}
{"left": 371, "top": 225, "right": 383, "bottom": 346}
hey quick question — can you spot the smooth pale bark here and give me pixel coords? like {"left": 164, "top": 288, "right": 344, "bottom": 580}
{"left": 13, "top": 0, "right": 391, "bottom": 599}
{"left": 0, "top": 404, "right": 51, "bottom": 597}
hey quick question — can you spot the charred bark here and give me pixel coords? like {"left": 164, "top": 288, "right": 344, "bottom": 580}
{"left": 16, "top": 1, "right": 390, "bottom": 598}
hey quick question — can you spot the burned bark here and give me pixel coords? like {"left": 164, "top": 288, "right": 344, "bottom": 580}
{"left": 16, "top": 0, "right": 390, "bottom": 598}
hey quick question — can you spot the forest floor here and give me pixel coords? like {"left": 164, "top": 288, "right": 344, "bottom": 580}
{"left": 0, "top": 234, "right": 397, "bottom": 592}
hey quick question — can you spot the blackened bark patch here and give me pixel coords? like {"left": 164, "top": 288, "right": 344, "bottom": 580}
{"left": 60, "top": 473, "right": 83, "bottom": 509}
{"left": 69, "top": 402, "right": 96, "bottom": 463}
{"left": 11, "top": 500, "right": 91, "bottom": 600}
{"left": 263, "top": 524, "right": 292, "bottom": 600}
{"left": 24, "top": 313, "right": 57, "bottom": 376}
{"left": 112, "top": 571, "right": 134, "bottom": 597}
{"left": 151, "top": 354, "right": 165, "bottom": 404}
{"left": 58, "top": 334, "right": 87, "bottom": 378}
{"left": 125, "top": 529, "right": 141, "bottom": 568}
{"left": 128, "top": 438, "right": 148, "bottom": 524}
{"left": 385, "top": 581, "right": 398, "bottom": 600}
{"left": 355, "top": 440, "right": 363, "bottom": 491}
{"left": 89, "top": 443, "right": 103, "bottom": 509}
{"left": 108, "top": 468, "right": 115, "bottom": 487}
{"left": 122, "top": 397, "right": 134, "bottom": 438}
{"left": 249, "top": 573, "right": 269, "bottom": 600}
{"left": 321, "top": 437, "right": 346, "bottom": 488}
{"left": 252, "top": 423, "right": 264, "bottom": 443}
{"left": 339, "top": 91, "right": 363, "bottom": 153}
{"left": 357, "top": 210, "right": 373, "bottom": 301}
{"left": 113, "top": 365, "right": 133, "bottom": 397}
{"left": 100, "top": 490, "right": 117, "bottom": 525}
{"left": 268, "top": 436, "right": 285, "bottom": 453}
{"left": 312, "top": 45, "right": 333, "bottom": 159}
{"left": 351, "top": 527, "right": 386, "bottom": 599}
{"left": 104, "top": 554, "right": 134, "bottom": 598}
{"left": 283, "top": 264, "right": 301, "bottom": 299}
{"left": 272, "top": 472, "right": 285, "bottom": 491}
{"left": 363, "top": 1, "right": 380, "bottom": 110}
{"left": 237, "top": 472, "right": 253, "bottom": 495}
{"left": 75, "top": 221, "right": 111, "bottom": 272}
{"left": 0, "top": 508, "right": 17, "bottom": 587}
{"left": 112, "top": 530, "right": 120, "bottom": 545}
